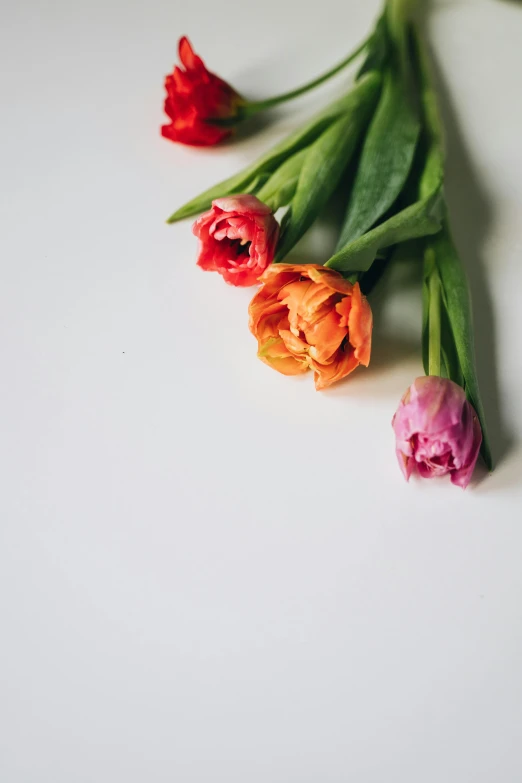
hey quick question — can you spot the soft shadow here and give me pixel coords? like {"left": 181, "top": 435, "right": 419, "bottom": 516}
{"left": 361, "top": 334, "right": 418, "bottom": 377}
{"left": 365, "top": 258, "right": 422, "bottom": 375}
{"left": 225, "top": 110, "right": 277, "bottom": 146}
{"left": 421, "top": 2, "right": 513, "bottom": 469}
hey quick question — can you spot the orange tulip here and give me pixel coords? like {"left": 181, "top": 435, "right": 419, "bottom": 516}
{"left": 249, "top": 264, "right": 372, "bottom": 390}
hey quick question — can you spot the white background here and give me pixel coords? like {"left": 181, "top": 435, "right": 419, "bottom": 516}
{"left": 1, "top": 0, "right": 522, "bottom": 780}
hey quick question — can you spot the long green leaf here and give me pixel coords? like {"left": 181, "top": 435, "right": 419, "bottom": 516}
{"left": 255, "top": 148, "right": 308, "bottom": 212}
{"left": 385, "top": 0, "right": 416, "bottom": 77}
{"left": 334, "top": 66, "right": 420, "bottom": 249}
{"left": 166, "top": 72, "right": 381, "bottom": 223}
{"left": 430, "top": 223, "right": 492, "bottom": 469}
{"left": 357, "top": 13, "right": 388, "bottom": 77}
{"left": 274, "top": 75, "right": 381, "bottom": 262}
{"left": 412, "top": 25, "right": 491, "bottom": 467}
{"left": 327, "top": 18, "right": 445, "bottom": 275}
{"left": 325, "top": 158, "right": 443, "bottom": 272}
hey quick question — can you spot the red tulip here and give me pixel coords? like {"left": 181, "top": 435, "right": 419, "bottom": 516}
{"left": 192, "top": 195, "right": 279, "bottom": 287}
{"left": 161, "top": 37, "right": 243, "bottom": 147}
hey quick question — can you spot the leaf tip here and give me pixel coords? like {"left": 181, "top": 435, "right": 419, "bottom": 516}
{"left": 166, "top": 211, "right": 183, "bottom": 224}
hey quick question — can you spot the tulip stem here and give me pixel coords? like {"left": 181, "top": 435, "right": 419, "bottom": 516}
{"left": 427, "top": 248, "right": 442, "bottom": 377}
{"left": 386, "top": 0, "right": 417, "bottom": 78}
{"left": 242, "top": 36, "right": 372, "bottom": 115}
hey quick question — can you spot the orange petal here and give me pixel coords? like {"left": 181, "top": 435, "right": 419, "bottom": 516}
{"left": 278, "top": 279, "right": 314, "bottom": 311}
{"left": 258, "top": 337, "right": 309, "bottom": 376}
{"left": 282, "top": 279, "right": 335, "bottom": 319}
{"left": 307, "top": 266, "right": 354, "bottom": 296}
{"left": 311, "top": 349, "right": 359, "bottom": 390}
{"left": 306, "top": 309, "right": 347, "bottom": 364}
{"left": 348, "top": 283, "right": 372, "bottom": 366}
{"left": 249, "top": 290, "right": 278, "bottom": 328}
{"left": 249, "top": 300, "right": 286, "bottom": 341}
{"left": 256, "top": 264, "right": 301, "bottom": 290}
{"left": 335, "top": 295, "right": 352, "bottom": 329}
{"left": 278, "top": 329, "right": 310, "bottom": 356}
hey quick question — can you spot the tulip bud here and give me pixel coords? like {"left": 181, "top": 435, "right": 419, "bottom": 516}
{"left": 392, "top": 376, "right": 482, "bottom": 488}
{"left": 192, "top": 195, "right": 279, "bottom": 287}
{"left": 161, "top": 37, "right": 244, "bottom": 147}
{"left": 249, "top": 263, "right": 372, "bottom": 390}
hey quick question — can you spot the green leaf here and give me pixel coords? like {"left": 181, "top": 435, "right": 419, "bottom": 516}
{"left": 166, "top": 72, "right": 381, "bottom": 223}
{"left": 385, "top": 0, "right": 416, "bottom": 76}
{"left": 357, "top": 13, "right": 388, "bottom": 77}
{"left": 327, "top": 20, "right": 446, "bottom": 276}
{"left": 274, "top": 118, "right": 361, "bottom": 262}
{"left": 166, "top": 171, "right": 269, "bottom": 223}
{"left": 255, "top": 148, "right": 308, "bottom": 212}
{"left": 412, "top": 25, "right": 491, "bottom": 467}
{"left": 273, "top": 73, "right": 382, "bottom": 262}
{"left": 427, "top": 221, "right": 492, "bottom": 470}
{"left": 325, "top": 177, "right": 443, "bottom": 272}
{"left": 334, "top": 66, "right": 421, "bottom": 249}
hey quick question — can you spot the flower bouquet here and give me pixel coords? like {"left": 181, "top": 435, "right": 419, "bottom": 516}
{"left": 161, "top": 0, "right": 493, "bottom": 488}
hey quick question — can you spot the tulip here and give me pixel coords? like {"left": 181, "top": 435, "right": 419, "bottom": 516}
{"left": 392, "top": 376, "right": 482, "bottom": 488}
{"left": 161, "top": 37, "right": 243, "bottom": 147}
{"left": 161, "top": 35, "right": 372, "bottom": 147}
{"left": 249, "top": 264, "right": 372, "bottom": 390}
{"left": 192, "top": 195, "right": 279, "bottom": 287}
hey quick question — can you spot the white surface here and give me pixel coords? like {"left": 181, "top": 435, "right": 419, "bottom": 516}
{"left": 1, "top": 0, "right": 522, "bottom": 780}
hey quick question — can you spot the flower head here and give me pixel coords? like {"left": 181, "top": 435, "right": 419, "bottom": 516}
{"left": 392, "top": 376, "right": 482, "bottom": 488}
{"left": 192, "top": 195, "right": 279, "bottom": 287}
{"left": 161, "top": 37, "right": 243, "bottom": 147}
{"left": 249, "top": 264, "right": 372, "bottom": 390}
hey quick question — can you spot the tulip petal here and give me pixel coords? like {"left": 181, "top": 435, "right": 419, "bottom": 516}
{"left": 278, "top": 329, "right": 310, "bottom": 356}
{"left": 258, "top": 338, "right": 309, "bottom": 376}
{"left": 396, "top": 449, "right": 413, "bottom": 482}
{"left": 178, "top": 37, "right": 205, "bottom": 72}
{"left": 312, "top": 349, "right": 359, "bottom": 390}
{"left": 347, "top": 283, "right": 372, "bottom": 366}
{"left": 450, "top": 410, "right": 482, "bottom": 489}
{"left": 213, "top": 195, "right": 272, "bottom": 215}
{"left": 307, "top": 266, "right": 355, "bottom": 295}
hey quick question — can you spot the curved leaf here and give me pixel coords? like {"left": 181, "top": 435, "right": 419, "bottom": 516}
{"left": 413, "top": 27, "right": 491, "bottom": 468}
{"left": 334, "top": 66, "right": 421, "bottom": 249}
{"left": 256, "top": 148, "right": 308, "bottom": 211}
{"left": 325, "top": 175, "right": 443, "bottom": 272}
{"left": 428, "top": 222, "right": 492, "bottom": 470}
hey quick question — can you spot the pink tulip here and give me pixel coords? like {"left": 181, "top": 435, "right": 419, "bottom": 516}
{"left": 392, "top": 376, "right": 482, "bottom": 489}
{"left": 192, "top": 195, "right": 279, "bottom": 287}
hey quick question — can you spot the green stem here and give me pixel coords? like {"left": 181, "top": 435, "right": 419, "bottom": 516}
{"left": 427, "top": 248, "right": 441, "bottom": 377}
{"left": 385, "top": 0, "right": 416, "bottom": 76}
{"left": 386, "top": 0, "right": 416, "bottom": 35}
{"left": 242, "top": 35, "right": 372, "bottom": 115}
